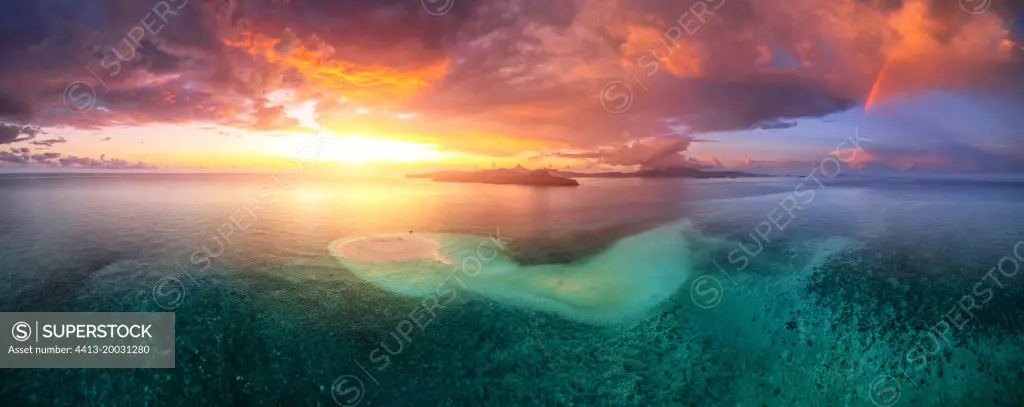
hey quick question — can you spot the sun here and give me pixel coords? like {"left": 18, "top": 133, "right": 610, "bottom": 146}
{"left": 320, "top": 135, "right": 444, "bottom": 164}
{"left": 263, "top": 130, "right": 449, "bottom": 166}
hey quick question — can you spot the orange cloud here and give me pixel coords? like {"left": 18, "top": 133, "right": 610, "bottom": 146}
{"left": 620, "top": 24, "right": 702, "bottom": 78}
{"left": 224, "top": 30, "right": 450, "bottom": 105}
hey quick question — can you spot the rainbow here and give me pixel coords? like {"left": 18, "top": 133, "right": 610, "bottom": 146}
{"left": 864, "top": 55, "right": 891, "bottom": 112}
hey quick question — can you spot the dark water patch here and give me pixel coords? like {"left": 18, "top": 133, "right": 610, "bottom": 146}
{"left": 2, "top": 249, "right": 131, "bottom": 311}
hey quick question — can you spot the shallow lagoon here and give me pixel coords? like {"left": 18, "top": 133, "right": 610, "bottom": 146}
{"left": 1, "top": 173, "right": 1022, "bottom": 405}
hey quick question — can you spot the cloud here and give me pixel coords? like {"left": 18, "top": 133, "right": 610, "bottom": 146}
{"left": 0, "top": 0, "right": 1020, "bottom": 171}
{"left": 250, "top": 98, "right": 299, "bottom": 131}
{"left": 0, "top": 146, "right": 152, "bottom": 168}
{"left": 57, "top": 155, "right": 157, "bottom": 169}
{"left": 30, "top": 137, "right": 68, "bottom": 148}
{"left": 31, "top": 152, "right": 62, "bottom": 163}
{"left": 539, "top": 136, "right": 701, "bottom": 169}
{"left": 755, "top": 119, "right": 798, "bottom": 130}
{"left": 0, "top": 95, "right": 33, "bottom": 123}
{"left": 0, "top": 151, "right": 28, "bottom": 164}
{"left": 0, "top": 123, "right": 41, "bottom": 144}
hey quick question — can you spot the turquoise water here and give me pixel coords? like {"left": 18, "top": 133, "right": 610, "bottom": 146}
{"left": 1, "top": 173, "right": 1023, "bottom": 405}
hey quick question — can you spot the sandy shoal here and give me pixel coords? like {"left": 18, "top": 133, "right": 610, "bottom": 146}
{"left": 331, "top": 235, "right": 440, "bottom": 263}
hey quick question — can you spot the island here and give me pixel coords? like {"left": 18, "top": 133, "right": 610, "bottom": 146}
{"left": 406, "top": 164, "right": 763, "bottom": 185}
{"left": 407, "top": 166, "right": 580, "bottom": 186}
{"left": 549, "top": 166, "right": 763, "bottom": 179}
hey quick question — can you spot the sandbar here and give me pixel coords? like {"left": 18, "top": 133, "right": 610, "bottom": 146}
{"left": 330, "top": 235, "right": 441, "bottom": 263}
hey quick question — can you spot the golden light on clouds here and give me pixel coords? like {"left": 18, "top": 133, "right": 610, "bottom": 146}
{"left": 224, "top": 31, "right": 450, "bottom": 104}
{"left": 8, "top": 0, "right": 1020, "bottom": 174}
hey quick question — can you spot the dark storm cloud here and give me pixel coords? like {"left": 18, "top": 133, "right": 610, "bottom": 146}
{"left": 645, "top": 75, "right": 857, "bottom": 134}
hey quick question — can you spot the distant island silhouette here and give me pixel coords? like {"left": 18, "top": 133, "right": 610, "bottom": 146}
{"left": 406, "top": 165, "right": 764, "bottom": 186}
{"left": 408, "top": 165, "right": 579, "bottom": 186}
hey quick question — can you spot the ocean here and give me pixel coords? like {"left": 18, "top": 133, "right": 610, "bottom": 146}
{"left": 1, "top": 173, "right": 1022, "bottom": 406}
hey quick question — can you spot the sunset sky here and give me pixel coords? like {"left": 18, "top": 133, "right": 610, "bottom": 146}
{"left": 1, "top": 0, "right": 1022, "bottom": 174}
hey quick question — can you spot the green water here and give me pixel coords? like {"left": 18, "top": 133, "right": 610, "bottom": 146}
{"left": 1, "top": 174, "right": 1023, "bottom": 406}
